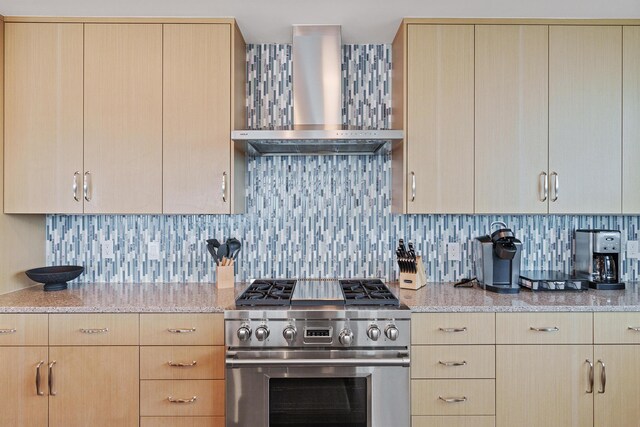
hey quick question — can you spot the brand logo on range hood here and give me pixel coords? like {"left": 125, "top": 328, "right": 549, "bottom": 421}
{"left": 231, "top": 25, "right": 403, "bottom": 155}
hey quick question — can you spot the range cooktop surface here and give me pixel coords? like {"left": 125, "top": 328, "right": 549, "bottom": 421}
{"left": 235, "top": 278, "right": 400, "bottom": 307}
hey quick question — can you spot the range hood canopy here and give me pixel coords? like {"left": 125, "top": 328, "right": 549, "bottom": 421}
{"left": 232, "top": 25, "right": 403, "bottom": 155}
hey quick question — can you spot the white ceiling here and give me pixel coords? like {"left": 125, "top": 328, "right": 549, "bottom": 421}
{"left": 1, "top": 0, "right": 638, "bottom": 43}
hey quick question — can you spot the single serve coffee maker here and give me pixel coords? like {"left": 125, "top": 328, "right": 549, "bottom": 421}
{"left": 473, "top": 222, "right": 522, "bottom": 294}
{"left": 575, "top": 229, "right": 625, "bottom": 290}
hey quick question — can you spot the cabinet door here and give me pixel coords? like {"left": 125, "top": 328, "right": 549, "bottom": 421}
{"left": 84, "top": 24, "right": 162, "bottom": 214}
{"left": 4, "top": 23, "right": 83, "bottom": 214}
{"left": 594, "top": 345, "right": 640, "bottom": 427}
{"left": 496, "top": 345, "right": 593, "bottom": 427}
{"left": 163, "top": 24, "right": 231, "bottom": 214}
{"left": 406, "top": 25, "right": 474, "bottom": 213}
{"left": 0, "top": 347, "right": 48, "bottom": 426}
{"left": 475, "top": 25, "right": 549, "bottom": 214}
{"left": 623, "top": 26, "right": 640, "bottom": 214}
{"left": 49, "top": 346, "right": 139, "bottom": 427}
{"left": 549, "top": 26, "right": 622, "bottom": 214}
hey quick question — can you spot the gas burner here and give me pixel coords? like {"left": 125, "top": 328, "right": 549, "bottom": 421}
{"left": 339, "top": 279, "right": 400, "bottom": 307}
{"left": 235, "top": 279, "right": 297, "bottom": 306}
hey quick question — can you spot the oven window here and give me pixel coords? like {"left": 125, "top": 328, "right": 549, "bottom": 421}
{"left": 269, "top": 377, "right": 368, "bottom": 427}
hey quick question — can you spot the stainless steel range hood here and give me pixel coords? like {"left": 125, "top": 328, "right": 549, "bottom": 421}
{"left": 232, "top": 25, "right": 403, "bottom": 155}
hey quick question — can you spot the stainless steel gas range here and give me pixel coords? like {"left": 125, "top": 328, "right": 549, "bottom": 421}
{"left": 225, "top": 279, "right": 411, "bottom": 427}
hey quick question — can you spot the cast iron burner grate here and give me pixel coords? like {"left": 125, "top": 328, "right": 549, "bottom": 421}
{"left": 235, "top": 279, "right": 297, "bottom": 306}
{"left": 339, "top": 279, "right": 400, "bottom": 307}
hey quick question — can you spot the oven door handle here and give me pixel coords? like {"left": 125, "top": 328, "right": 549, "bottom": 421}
{"left": 226, "top": 356, "right": 410, "bottom": 368}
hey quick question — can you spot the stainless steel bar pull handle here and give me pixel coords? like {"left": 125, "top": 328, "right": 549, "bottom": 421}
{"left": 48, "top": 361, "right": 56, "bottom": 396}
{"left": 530, "top": 326, "right": 559, "bottom": 332}
{"left": 597, "top": 360, "right": 606, "bottom": 393}
{"left": 410, "top": 172, "right": 416, "bottom": 202}
{"left": 439, "top": 360, "right": 467, "bottom": 367}
{"left": 35, "top": 361, "right": 45, "bottom": 396}
{"left": 83, "top": 171, "right": 91, "bottom": 202}
{"left": 550, "top": 172, "right": 558, "bottom": 202}
{"left": 585, "top": 359, "right": 594, "bottom": 393}
{"left": 439, "top": 327, "right": 467, "bottom": 333}
{"left": 168, "top": 396, "right": 197, "bottom": 404}
{"left": 540, "top": 172, "right": 548, "bottom": 202}
{"left": 0, "top": 328, "right": 16, "bottom": 334}
{"left": 222, "top": 172, "right": 227, "bottom": 203}
{"left": 168, "top": 360, "right": 197, "bottom": 367}
{"left": 168, "top": 328, "right": 196, "bottom": 334}
{"left": 439, "top": 396, "right": 467, "bottom": 403}
{"left": 73, "top": 172, "right": 81, "bottom": 202}
{"left": 628, "top": 326, "right": 640, "bottom": 332}
{"left": 80, "top": 328, "right": 109, "bottom": 334}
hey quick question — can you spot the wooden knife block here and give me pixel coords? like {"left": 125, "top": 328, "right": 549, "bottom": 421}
{"left": 216, "top": 265, "right": 235, "bottom": 289}
{"left": 399, "top": 256, "right": 427, "bottom": 290}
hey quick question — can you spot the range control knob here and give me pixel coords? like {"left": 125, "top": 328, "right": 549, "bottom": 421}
{"left": 367, "top": 325, "right": 381, "bottom": 341}
{"left": 237, "top": 325, "right": 252, "bottom": 342}
{"left": 385, "top": 324, "right": 399, "bottom": 341}
{"left": 339, "top": 329, "right": 354, "bottom": 346}
{"left": 283, "top": 326, "right": 297, "bottom": 342}
{"left": 255, "top": 326, "right": 270, "bottom": 341}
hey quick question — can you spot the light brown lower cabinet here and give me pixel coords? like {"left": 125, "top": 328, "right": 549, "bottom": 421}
{"left": 140, "top": 379, "right": 225, "bottom": 417}
{"left": 0, "top": 346, "right": 49, "bottom": 426}
{"left": 412, "top": 416, "right": 495, "bottom": 427}
{"left": 48, "top": 346, "right": 140, "bottom": 427}
{"left": 140, "top": 417, "right": 225, "bottom": 427}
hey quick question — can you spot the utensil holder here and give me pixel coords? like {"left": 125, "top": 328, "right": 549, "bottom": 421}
{"left": 399, "top": 256, "right": 427, "bottom": 290}
{"left": 216, "top": 265, "right": 235, "bottom": 289}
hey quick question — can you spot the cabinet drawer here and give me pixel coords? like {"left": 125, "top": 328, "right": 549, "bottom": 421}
{"left": 412, "top": 416, "right": 495, "bottom": 427}
{"left": 595, "top": 312, "right": 640, "bottom": 343}
{"left": 140, "top": 380, "right": 224, "bottom": 416}
{"left": 140, "top": 346, "right": 224, "bottom": 379}
{"left": 412, "top": 313, "right": 495, "bottom": 344}
{"left": 140, "top": 314, "right": 223, "bottom": 345}
{"left": 411, "top": 345, "right": 495, "bottom": 379}
{"left": 412, "top": 379, "right": 495, "bottom": 416}
{"left": 0, "top": 314, "right": 48, "bottom": 345}
{"left": 49, "top": 314, "right": 139, "bottom": 345}
{"left": 141, "top": 417, "right": 224, "bottom": 427}
{"left": 496, "top": 312, "right": 592, "bottom": 344}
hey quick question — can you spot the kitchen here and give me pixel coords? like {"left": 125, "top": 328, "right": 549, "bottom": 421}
{"left": 0, "top": 0, "right": 639, "bottom": 426}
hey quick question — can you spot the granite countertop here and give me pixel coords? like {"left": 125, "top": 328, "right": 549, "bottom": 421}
{"left": 0, "top": 281, "right": 640, "bottom": 313}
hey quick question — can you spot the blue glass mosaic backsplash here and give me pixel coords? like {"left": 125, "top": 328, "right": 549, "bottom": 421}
{"left": 46, "top": 44, "right": 640, "bottom": 283}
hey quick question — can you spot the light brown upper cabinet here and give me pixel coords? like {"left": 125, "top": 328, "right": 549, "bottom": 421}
{"left": 396, "top": 24, "right": 474, "bottom": 214}
{"left": 549, "top": 26, "right": 622, "bottom": 214}
{"left": 474, "top": 25, "right": 549, "bottom": 214}
{"left": 4, "top": 23, "right": 84, "bottom": 214}
{"left": 623, "top": 26, "right": 640, "bottom": 214}
{"left": 84, "top": 24, "right": 163, "bottom": 214}
{"left": 163, "top": 24, "right": 242, "bottom": 214}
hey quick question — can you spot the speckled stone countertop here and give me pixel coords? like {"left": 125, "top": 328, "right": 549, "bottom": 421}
{"left": 0, "top": 281, "right": 639, "bottom": 313}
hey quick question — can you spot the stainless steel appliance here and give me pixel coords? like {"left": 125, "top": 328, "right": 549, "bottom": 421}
{"left": 473, "top": 222, "right": 522, "bottom": 294}
{"left": 575, "top": 229, "right": 625, "bottom": 290}
{"left": 225, "top": 279, "right": 410, "bottom": 427}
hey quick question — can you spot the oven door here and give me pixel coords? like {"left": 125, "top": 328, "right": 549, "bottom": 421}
{"left": 226, "top": 349, "right": 410, "bottom": 427}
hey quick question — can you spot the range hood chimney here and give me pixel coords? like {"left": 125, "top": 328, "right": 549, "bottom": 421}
{"left": 232, "top": 25, "right": 403, "bottom": 155}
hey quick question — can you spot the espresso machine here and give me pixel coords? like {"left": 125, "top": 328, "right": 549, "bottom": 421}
{"left": 575, "top": 229, "right": 625, "bottom": 290}
{"left": 473, "top": 222, "right": 522, "bottom": 294}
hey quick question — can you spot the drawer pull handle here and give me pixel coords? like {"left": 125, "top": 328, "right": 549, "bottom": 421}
{"left": 0, "top": 328, "right": 17, "bottom": 334}
{"left": 36, "top": 361, "right": 45, "bottom": 396}
{"left": 80, "top": 328, "right": 109, "bottom": 334}
{"left": 168, "top": 396, "right": 197, "bottom": 404}
{"left": 439, "top": 327, "right": 467, "bottom": 333}
{"left": 586, "top": 359, "right": 594, "bottom": 393}
{"left": 168, "top": 328, "right": 197, "bottom": 334}
{"left": 628, "top": 326, "right": 640, "bottom": 332}
{"left": 439, "top": 396, "right": 467, "bottom": 403}
{"left": 168, "top": 360, "right": 198, "bottom": 368}
{"left": 439, "top": 360, "right": 467, "bottom": 367}
{"left": 530, "top": 326, "right": 559, "bottom": 332}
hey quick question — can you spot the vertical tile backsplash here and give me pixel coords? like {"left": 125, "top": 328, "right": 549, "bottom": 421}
{"left": 46, "top": 44, "right": 640, "bottom": 283}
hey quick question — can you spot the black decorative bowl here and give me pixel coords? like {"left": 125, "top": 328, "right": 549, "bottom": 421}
{"left": 25, "top": 266, "right": 84, "bottom": 292}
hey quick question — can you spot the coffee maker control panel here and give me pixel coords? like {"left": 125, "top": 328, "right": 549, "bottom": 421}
{"left": 593, "top": 231, "right": 620, "bottom": 253}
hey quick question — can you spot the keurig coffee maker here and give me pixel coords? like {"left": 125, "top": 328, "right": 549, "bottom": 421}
{"left": 473, "top": 222, "right": 522, "bottom": 294}
{"left": 575, "top": 229, "right": 625, "bottom": 290}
